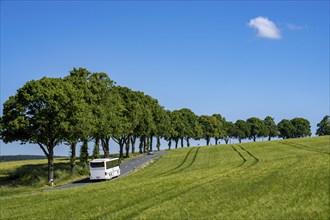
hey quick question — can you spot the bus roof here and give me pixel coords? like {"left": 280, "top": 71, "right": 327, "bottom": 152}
{"left": 90, "top": 158, "right": 119, "bottom": 163}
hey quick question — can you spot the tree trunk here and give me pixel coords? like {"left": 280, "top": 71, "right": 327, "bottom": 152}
{"left": 113, "top": 136, "right": 126, "bottom": 158}
{"left": 239, "top": 138, "right": 242, "bottom": 143}
{"left": 119, "top": 140, "right": 124, "bottom": 159}
{"left": 206, "top": 138, "right": 210, "bottom": 146}
{"left": 125, "top": 137, "right": 130, "bottom": 158}
{"left": 102, "top": 137, "right": 110, "bottom": 158}
{"left": 131, "top": 136, "right": 137, "bottom": 154}
{"left": 69, "top": 142, "right": 77, "bottom": 177}
{"left": 150, "top": 136, "right": 153, "bottom": 152}
{"left": 253, "top": 135, "right": 256, "bottom": 142}
{"left": 168, "top": 139, "right": 172, "bottom": 150}
{"left": 181, "top": 137, "right": 184, "bottom": 148}
{"left": 47, "top": 147, "right": 54, "bottom": 186}
{"left": 268, "top": 136, "right": 271, "bottom": 141}
{"left": 215, "top": 138, "right": 219, "bottom": 145}
{"left": 139, "top": 137, "right": 143, "bottom": 154}
{"left": 143, "top": 137, "right": 147, "bottom": 153}
{"left": 156, "top": 136, "right": 161, "bottom": 151}
{"left": 225, "top": 138, "right": 229, "bottom": 144}
{"left": 186, "top": 138, "right": 190, "bottom": 147}
{"left": 38, "top": 143, "right": 55, "bottom": 186}
{"left": 175, "top": 138, "right": 178, "bottom": 149}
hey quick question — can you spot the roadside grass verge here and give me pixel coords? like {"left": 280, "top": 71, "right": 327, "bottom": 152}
{"left": 0, "top": 158, "right": 87, "bottom": 197}
{"left": 0, "top": 152, "right": 149, "bottom": 197}
{"left": 1, "top": 136, "right": 329, "bottom": 219}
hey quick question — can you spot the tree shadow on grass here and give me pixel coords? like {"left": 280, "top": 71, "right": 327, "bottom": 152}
{"left": 0, "top": 162, "right": 71, "bottom": 187}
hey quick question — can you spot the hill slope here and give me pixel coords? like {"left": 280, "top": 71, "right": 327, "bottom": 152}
{"left": 1, "top": 136, "right": 329, "bottom": 219}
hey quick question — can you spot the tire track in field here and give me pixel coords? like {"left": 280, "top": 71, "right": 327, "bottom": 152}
{"left": 279, "top": 141, "right": 329, "bottom": 155}
{"left": 170, "top": 147, "right": 195, "bottom": 170}
{"left": 182, "top": 147, "right": 200, "bottom": 170}
{"left": 158, "top": 147, "right": 198, "bottom": 177}
{"left": 168, "top": 147, "right": 201, "bottom": 175}
{"left": 237, "top": 145, "right": 260, "bottom": 166}
{"left": 230, "top": 145, "right": 247, "bottom": 163}
{"left": 231, "top": 145, "right": 259, "bottom": 170}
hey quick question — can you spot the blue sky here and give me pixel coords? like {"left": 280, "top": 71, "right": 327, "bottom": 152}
{"left": 1, "top": 1, "right": 329, "bottom": 156}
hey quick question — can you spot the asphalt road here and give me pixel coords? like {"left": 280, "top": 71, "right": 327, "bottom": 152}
{"left": 53, "top": 151, "right": 166, "bottom": 190}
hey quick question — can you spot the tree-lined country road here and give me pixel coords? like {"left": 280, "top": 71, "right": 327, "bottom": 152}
{"left": 53, "top": 151, "right": 166, "bottom": 190}
{"left": 2, "top": 68, "right": 325, "bottom": 186}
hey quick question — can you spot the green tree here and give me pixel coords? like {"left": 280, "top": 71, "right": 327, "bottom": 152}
{"left": 290, "top": 118, "right": 311, "bottom": 138}
{"left": 278, "top": 119, "right": 294, "bottom": 139}
{"left": 264, "top": 116, "right": 278, "bottom": 141}
{"left": 0, "top": 77, "right": 74, "bottom": 185}
{"left": 212, "top": 114, "right": 225, "bottom": 145}
{"left": 316, "top": 115, "right": 330, "bottom": 136}
{"left": 171, "top": 110, "right": 184, "bottom": 148}
{"left": 132, "top": 92, "right": 155, "bottom": 154}
{"left": 234, "top": 120, "right": 250, "bottom": 143}
{"left": 96, "top": 86, "right": 124, "bottom": 158}
{"left": 144, "top": 95, "right": 160, "bottom": 152}
{"left": 198, "top": 115, "right": 220, "bottom": 145}
{"left": 223, "top": 121, "right": 236, "bottom": 144}
{"left": 64, "top": 68, "right": 94, "bottom": 176}
{"left": 199, "top": 115, "right": 214, "bottom": 145}
{"left": 112, "top": 87, "right": 131, "bottom": 158}
{"left": 179, "top": 108, "right": 200, "bottom": 147}
{"left": 153, "top": 105, "right": 170, "bottom": 151}
{"left": 246, "top": 117, "right": 268, "bottom": 142}
{"left": 112, "top": 87, "right": 144, "bottom": 158}
{"left": 64, "top": 68, "right": 115, "bottom": 174}
{"left": 164, "top": 110, "right": 176, "bottom": 150}
{"left": 88, "top": 72, "right": 117, "bottom": 158}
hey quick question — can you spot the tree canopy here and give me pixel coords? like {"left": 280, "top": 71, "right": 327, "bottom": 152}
{"left": 290, "top": 118, "right": 311, "bottom": 138}
{"left": 316, "top": 115, "right": 330, "bottom": 136}
{"left": 0, "top": 77, "right": 79, "bottom": 184}
{"left": 264, "top": 116, "right": 278, "bottom": 141}
{"left": 234, "top": 120, "right": 250, "bottom": 143}
{"left": 278, "top": 118, "right": 311, "bottom": 139}
{"left": 246, "top": 117, "right": 268, "bottom": 142}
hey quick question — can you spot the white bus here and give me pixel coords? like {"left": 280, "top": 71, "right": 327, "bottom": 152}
{"left": 89, "top": 158, "right": 120, "bottom": 180}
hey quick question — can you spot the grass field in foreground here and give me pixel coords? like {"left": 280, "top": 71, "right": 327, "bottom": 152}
{"left": 1, "top": 136, "right": 329, "bottom": 219}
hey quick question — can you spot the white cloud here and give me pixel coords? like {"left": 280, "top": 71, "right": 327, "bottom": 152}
{"left": 248, "top": 16, "right": 281, "bottom": 40}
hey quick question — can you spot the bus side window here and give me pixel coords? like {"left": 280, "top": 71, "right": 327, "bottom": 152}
{"left": 106, "top": 160, "right": 119, "bottom": 169}
{"left": 106, "top": 161, "right": 111, "bottom": 169}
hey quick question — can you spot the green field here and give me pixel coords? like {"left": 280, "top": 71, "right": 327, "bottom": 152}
{"left": 1, "top": 136, "right": 329, "bottom": 219}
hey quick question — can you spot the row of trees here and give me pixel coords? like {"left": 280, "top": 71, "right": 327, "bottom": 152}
{"left": 1, "top": 68, "right": 329, "bottom": 184}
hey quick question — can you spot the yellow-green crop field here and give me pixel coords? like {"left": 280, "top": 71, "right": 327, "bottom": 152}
{"left": 1, "top": 136, "right": 329, "bottom": 219}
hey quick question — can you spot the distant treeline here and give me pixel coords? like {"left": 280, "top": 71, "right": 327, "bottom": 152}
{"left": 1, "top": 68, "right": 329, "bottom": 184}
{"left": 0, "top": 155, "right": 63, "bottom": 162}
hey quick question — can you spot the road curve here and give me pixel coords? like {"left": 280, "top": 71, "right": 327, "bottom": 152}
{"left": 52, "top": 151, "right": 166, "bottom": 190}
